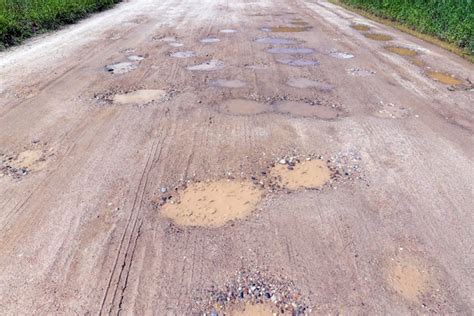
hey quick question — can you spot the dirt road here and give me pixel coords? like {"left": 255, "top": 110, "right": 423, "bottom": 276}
{"left": 0, "top": 0, "right": 473, "bottom": 314}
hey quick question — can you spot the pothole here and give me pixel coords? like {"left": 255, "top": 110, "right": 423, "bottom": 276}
{"left": 187, "top": 59, "right": 225, "bottom": 71}
{"left": 170, "top": 51, "right": 196, "bottom": 58}
{"left": 276, "top": 58, "right": 319, "bottom": 67}
{"left": 385, "top": 46, "right": 418, "bottom": 57}
{"left": 348, "top": 67, "right": 376, "bottom": 77}
{"left": 255, "top": 37, "right": 297, "bottom": 45}
{"left": 364, "top": 33, "right": 393, "bottom": 41}
{"left": 105, "top": 62, "right": 138, "bottom": 74}
{"left": 350, "top": 24, "right": 371, "bottom": 31}
{"left": 290, "top": 21, "right": 309, "bottom": 26}
{"left": 268, "top": 26, "right": 310, "bottom": 32}
{"left": 286, "top": 78, "right": 334, "bottom": 91}
{"left": 270, "top": 158, "right": 332, "bottom": 190}
{"left": 267, "top": 47, "right": 314, "bottom": 54}
{"left": 160, "top": 180, "right": 263, "bottom": 227}
{"left": 329, "top": 51, "right": 354, "bottom": 59}
{"left": 374, "top": 101, "right": 410, "bottom": 119}
{"left": 200, "top": 37, "right": 220, "bottom": 43}
{"left": 426, "top": 71, "right": 461, "bottom": 85}
{"left": 219, "top": 99, "right": 270, "bottom": 115}
{"left": 1, "top": 147, "right": 49, "bottom": 179}
{"left": 210, "top": 79, "right": 247, "bottom": 88}
{"left": 112, "top": 89, "right": 167, "bottom": 105}
{"left": 273, "top": 101, "right": 339, "bottom": 119}
{"left": 169, "top": 42, "right": 184, "bottom": 47}
{"left": 127, "top": 55, "right": 145, "bottom": 62}
{"left": 220, "top": 29, "right": 237, "bottom": 33}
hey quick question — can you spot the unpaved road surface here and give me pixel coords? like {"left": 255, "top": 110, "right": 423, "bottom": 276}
{"left": 0, "top": 0, "right": 473, "bottom": 314}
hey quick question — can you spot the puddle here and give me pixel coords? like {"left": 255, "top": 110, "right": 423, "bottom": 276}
{"left": 270, "top": 26, "right": 310, "bottom": 32}
{"left": 170, "top": 51, "right": 196, "bottom": 58}
{"left": 127, "top": 55, "right": 145, "bottom": 62}
{"left": 210, "top": 79, "right": 246, "bottom": 88}
{"left": 364, "top": 33, "right": 393, "bottom": 41}
{"left": 169, "top": 42, "right": 184, "bottom": 47}
{"left": 348, "top": 67, "right": 376, "bottom": 77}
{"left": 229, "top": 302, "right": 276, "bottom": 316}
{"left": 329, "top": 51, "right": 354, "bottom": 59}
{"left": 350, "top": 24, "right": 370, "bottom": 31}
{"left": 160, "top": 180, "right": 263, "bottom": 227}
{"left": 276, "top": 58, "right": 319, "bottom": 66}
{"left": 200, "top": 37, "right": 220, "bottom": 43}
{"left": 375, "top": 101, "right": 409, "bottom": 119}
{"left": 274, "top": 101, "right": 339, "bottom": 119}
{"left": 105, "top": 62, "right": 138, "bottom": 74}
{"left": 113, "top": 89, "right": 167, "bottom": 105}
{"left": 290, "top": 21, "right": 309, "bottom": 26}
{"left": 220, "top": 29, "right": 237, "bottom": 33}
{"left": 426, "top": 71, "right": 461, "bottom": 85}
{"left": 387, "top": 260, "right": 430, "bottom": 303}
{"left": 219, "top": 99, "right": 270, "bottom": 115}
{"left": 286, "top": 78, "right": 334, "bottom": 91}
{"left": 385, "top": 46, "right": 418, "bottom": 57}
{"left": 255, "top": 37, "right": 297, "bottom": 45}
{"left": 187, "top": 59, "right": 225, "bottom": 71}
{"left": 267, "top": 47, "right": 314, "bottom": 54}
{"left": 410, "top": 58, "right": 426, "bottom": 67}
{"left": 271, "top": 159, "right": 331, "bottom": 190}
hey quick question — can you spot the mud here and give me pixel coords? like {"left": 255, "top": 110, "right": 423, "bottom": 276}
{"left": 160, "top": 180, "right": 263, "bottom": 227}
{"left": 105, "top": 62, "right": 138, "bottom": 74}
{"left": 170, "top": 51, "right": 196, "bottom": 58}
{"left": 267, "top": 47, "right": 314, "bottom": 54}
{"left": 364, "top": 33, "right": 393, "bottom": 41}
{"left": 350, "top": 24, "right": 370, "bottom": 31}
{"left": 270, "top": 26, "right": 310, "bottom": 32}
{"left": 271, "top": 159, "right": 332, "bottom": 190}
{"left": 329, "top": 51, "right": 354, "bottom": 59}
{"left": 113, "top": 89, "right": 167, "bottom": 105}
{"left": 200, "top": 37, "right": 220, "bottom": 43}
{"left": 186, "top": 59, "right": 225, "bottom": 71}
{"left": 254, "top": 37, "right": 297, "bottom": 45}
{"left": 426, "top": 71, "right": 461, "bottom": 85}
{"left": 286, "top": 77, "right": 334, "bottom": 91}
{"left": 290, "top": 21, "right": 309, "bottom": 26}
{"left": 276, "top": 58, "right": 320, "bottom": 66}
{"left": 274, "top": 100, "right": 339, "bottom": 119}
{"left": 385, "top": 46, "right": 418, "bottom": 57}
{"left": 219, "top": 99, "right": 270, "bottom": 115}
{"left": 210, "top": 79, "right": 247, "bottom": 88}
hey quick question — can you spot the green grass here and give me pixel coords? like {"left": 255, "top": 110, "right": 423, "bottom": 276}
{"left": 338, "top": 0, "right": 474, "bottom": 56}
{"left": 0, "top": 0, "right": 121, "bottom": 49}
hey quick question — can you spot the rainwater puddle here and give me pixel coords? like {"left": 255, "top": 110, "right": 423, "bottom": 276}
{"left": 286, "top": 78, "right": 334, "bottom": 91}
{"left": 160, "top": 180, "right": 263, "bottom": 227}
{"left": 170, "top": 51, "right": 196, "bottom": 58}
{"left": 255, "top": 37, "right": 297, "bottom": 45}
{"left": 364, "top": 33, "right": 393, "bottom": 41}
{"left": 375, "top": 101, "right": 409, "bottom": 119}
{"left": 169, "top": 42, "right": 184, "bottom": 47}
{"left": 387, "top": 260, "right": 431, "bottom": 303}
{"left": 210, "top": 79, "right": 246, "bottom": 88}
{"left": 220, "top": 29, "right": 237, "bottom": 33}
{"left": 267, "top": 47, "right": 314, "bottom": 54}
{"left": 277, "top": 58, "right": 319, "bottom": 67}
{"left": 127, "top": 55, "right": 145, "bottom": 62}
{"left": 270, "top": 26, "right": 310, "bottom": 32}
{"left": 219, "top": 99, "right": 270, "bottom": 115}
{"left": 200, "top": 37, "right": 220, "bottom": 43}
{"left": 271, "top": 159, "right": 331, "bottom": 190}
{"left": 274, "top": 101, "right": 338, "bottom": 119}
{"left": 350, "top": 24, "right": 370, "bottom": 31}
{"left": 187, "top": 59, "right": 225, "bottom": 71}
{"left": 329, "top": 51, "right": 354, "bottom": 59}
{"left": 105, "top": 62, "right": 138, "bottom": 74}
{"left": 426, "top": 71, "right": 461, "bottom": 85}
{"left": 113, "top": 89, "right": 167, "bottom": 105}
{"left": 385, "top": 46, "right": 417, "bottom": 57}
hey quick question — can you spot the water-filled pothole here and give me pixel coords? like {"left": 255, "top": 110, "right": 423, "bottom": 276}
{"left": 105, "top": 62, "right": 138, "bottom": 74}
{"left": 329, "top": 51, "right": 354, "bottom": 59}
{"left": 113, "top": 89, "right": 167, "bottom": 105}
{"left": 170, "top": 51, "right": 196, "bottom": 58}
{"left": 274, "top": 101, "right": 339, "bottom": 119}
{"left": 187, "top": 59, "right": 225, "bottom": 71}
{"left": 210, "top": 79, "right": 246, "bottom": 88}
{"left": 286, "top": 78, "right": 334, "bottom": 91}
{"left": 200, "top": 37, "right": 220, "bottom": 43}
{"left": 385, "top": 46, "right": 418, "bottom": 57}
{"left": 268, "top": 26, "right": 310, "bottom": 32}
{"left": 350, "top": 24, "right": 370, "bottom": 31}
{"left": 271, "top": 159, "right": 331, "bottom": 190}
{"left": 219, "top": 99, "right": 270, "bottom": 115}
{"left": 277, "top": 58, "right": 319, "bottom": 66}
{"left": 160, "top": 180, "right": 263, "bottom": 227}
{"left": 255, "top": 37, "right": 296, "bottom": 45}
{"left": 364, "top": 33, "right": 393, "bottom": 41}
{"left": 267, "top": 47, "right": 314, "bottom": 54}
{"left": 426, "top": 71, "right": 461, "bottom": 85}
{"left": 220, "top": 29, "right": 237, "bottom": 33}
{"left": 290, "top": 21, "right": 309, "bottom": 26}
{"left": 169, "top": 42, "right": 184, "bottom": 47}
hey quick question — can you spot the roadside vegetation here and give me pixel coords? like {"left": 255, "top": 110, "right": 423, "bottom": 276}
{"left": 336, "top": 0, "right": 474, "bottom": 57}
{"left": 0, "top": 0, "right": 121, "bottom": 49}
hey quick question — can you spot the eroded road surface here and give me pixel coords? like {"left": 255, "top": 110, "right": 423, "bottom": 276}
{"left": 0, "top": 0, "right": 473, "bottom": 314}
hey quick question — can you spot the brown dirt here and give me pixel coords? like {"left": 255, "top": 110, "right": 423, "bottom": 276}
{"left": 271, "top": 159, "right": 332, "bottom": 190}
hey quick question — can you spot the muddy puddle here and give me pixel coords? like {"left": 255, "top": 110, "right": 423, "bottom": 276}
{"left": 426, "top": 71, "right": 461, "bottom": 85}
{"left": 387, "top": 259, "right": 432, "bottom": 303}
{"left": 255, "top": 37, "right": 296, "bottom": 45}
{"left": 113, "top": 89, "right": 167, "bottom": 105}
{"left": 290, "top": 21, "right": 309, "bottom": 26}
{"left": 219, "top": 99, "right": 270, "bottom": 115}
{"left": 274, "top": 101, "right": 339, "bottom": 119}
{"left": 170, "top": 51, "right": 196, "bottom": 58}
{"left": 375, "top": 101, "right": 409, "bottom": 119}
{"left": 350, "top": 24, "right": 370, "bottom": 31}
{"left": 267, "top": 26, "right": 310, "bottom": 32}
{"left": 187, "top": 59, "right": 225, "bottom": 71}
{"left": 329, "top": 51, "right": 354, "bottom": 59}
{"left": 210, "top": 79, "right": 246, "bottom": 88}
{"left": 1, "top": 149, "right": 47, "bottom": 179}
{"left": 271, "top": 159, "right": 332, "bottom": 190}
{"left": 286, "top": 78, "right": 333, "bottom": 91}
{"left": 277, "top": 58, "right": 319, "bottom": 67}
{"left": 200, "top": 37, "right": 220, "bottom": 43}
{"left": 385, "top": 46, "right": 417, "bottom": 57}
{"left": 364, "top": 33, "right": 393, "bottom": 41}
{"left": 220, "top": 29, "right": 237, "bottom": 33}
{"left": 267, "top": 47, "right": 314, "bottom": 54}
{"left": 105, "top": 62, "right": 138, "bottom": 74}
{"left": 160, "top": 180, "right": 263, "bottom": 227}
